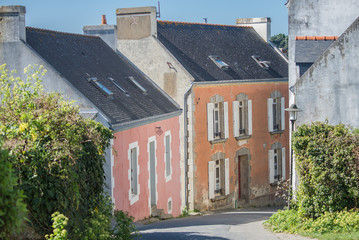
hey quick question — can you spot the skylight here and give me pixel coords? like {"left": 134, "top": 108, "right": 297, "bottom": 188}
{"left": 209, "top": 55, "right": 229, "bottom": 69}
{"left": 89, "top": 77, "right": 113, "bottom": 96}
{"left": 129, "top": 76, "right": 148, "bottom": 94}
{"left": 252, "top": 55, "right": 270, "bottom": 69}
{"left": 108, "top": 77, "right": 130, "bottom": 97}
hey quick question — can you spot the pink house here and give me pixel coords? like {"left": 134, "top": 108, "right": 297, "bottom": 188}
{"left": 0, "top": 5, "right": 183, "bottom": 221}
{"left": 112, "top": 117, "right": 182, "bottom": 220}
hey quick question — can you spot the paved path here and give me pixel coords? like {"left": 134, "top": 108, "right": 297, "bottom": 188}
{"left": 135, "top": 207, "right": 315, "bottom": 240}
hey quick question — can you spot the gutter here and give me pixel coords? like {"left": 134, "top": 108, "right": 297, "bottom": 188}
{"left": 183, "top": 83, "right": 193, "bottom": 209}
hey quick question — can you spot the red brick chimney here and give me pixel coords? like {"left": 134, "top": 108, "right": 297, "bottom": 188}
{"left": 101, "top": 15, "right": 107, "bottom": 25}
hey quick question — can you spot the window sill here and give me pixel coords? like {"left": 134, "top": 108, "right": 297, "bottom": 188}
{"left": 270, "top": 130, "right": 284, "bottom": 135}
{"left": 211, "top": 195, "right": 227, "bottom": 202}
{"left": 235, "top": 135, "right": 252, "bottom": 141}
{"left": 210, "top": 138, "right": 227, "bottom": 144}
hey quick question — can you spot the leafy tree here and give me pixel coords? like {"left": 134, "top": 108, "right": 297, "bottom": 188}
{"left": 0, "top": 64, "right": 113, "bottom": 236}
{"left": 0, "top": 145, "right": 27, "bottom": 239}
{"left": 271, "top": 33, "right": 288, "bottom": 51}
{"left": 293, "top": 122, "right": 359, "bottom": 219}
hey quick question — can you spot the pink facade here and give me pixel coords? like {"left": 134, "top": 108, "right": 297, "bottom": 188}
{"left": 112, "top": 116, "right": 181, "bottom": 220}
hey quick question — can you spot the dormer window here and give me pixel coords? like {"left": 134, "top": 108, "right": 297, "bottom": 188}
{"left": 209, "top": 55, "right": 229, "bottom": 69}
{"left": 252, "top": 55, "right": 270, "bottom": 69}
{"left": 109, "top": 77, "right": 130, "bottom": 97}
{"left": 88, "top": 77, "right": 113, "bottom": 97}
{"left": 129, "top": 76, "right": 148, "bottom": 94}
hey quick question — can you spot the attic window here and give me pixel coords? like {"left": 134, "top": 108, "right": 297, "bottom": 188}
{"left": 209, "top": 55, "right": 229, "bottom": 69}
{"left": 109, "top": 77, "right": 130, "bottom": 97}
{"left": 89, "top": 77, "right": 113, "bottom": 96}
{"left": 252, "top": 55, "right": 270, "bottom": 69}
{"left": 129, "top": 76, "right": 148, "bottom": 94}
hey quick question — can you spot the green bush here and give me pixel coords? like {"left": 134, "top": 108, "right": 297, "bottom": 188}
{"left": 293, "top": 122, "right": 359, "bottom": 218}
{"left": 0, "top": 64, "right": 113, "bottom": 237}
{"left": 45, "top": 212, "right": 68, "bottom": 240}
{"left": 0, "top": 146, "right": 27, "bottom": 239}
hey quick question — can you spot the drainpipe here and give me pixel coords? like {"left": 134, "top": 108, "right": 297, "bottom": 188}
{"left": 183, "top": 83, "right": 193, "bottom": 209}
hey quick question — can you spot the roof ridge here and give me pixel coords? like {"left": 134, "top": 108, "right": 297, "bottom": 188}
{"left": 295, "top": 36, "right": 338, "bottom": 41}
{"left": 26, "top": 26, "right": 100, "bottom": 39}
{"left": 157, "top": 20, "right": 252, "bottom": 28}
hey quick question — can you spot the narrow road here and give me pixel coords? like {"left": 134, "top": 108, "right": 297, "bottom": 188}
{"left": 135, "top": 207, "right": 313, "bottom": 240}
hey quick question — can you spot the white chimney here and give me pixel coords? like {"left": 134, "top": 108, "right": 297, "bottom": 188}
{"left": 0, "top": 5, "right": 26, "bottom": 43}
{"left": 236, "top": 17, "right": 271, "bottom": 42}
{"left": 116, "top": 6, "right": 157, "bottom": 40}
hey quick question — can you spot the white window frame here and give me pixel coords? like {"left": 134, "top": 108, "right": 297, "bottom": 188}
{"left": 269, "top": 147, "right": 286, "bottom": 184}
{"left": 268, "top": 94, "right": 285, "bottom": 132}
{"left": 233, "top": 98, "right": 252, "bottom": 137}
{"left": 128, "top": 142, "right": 140, "bottom": 205}
{"left": 207, "top": 100, "right": 229, "bottom": 142}
{"left": 208, "top": 158, "right": 230, "bottom": 199}
{"left": 147, "top": 136, "right": 158, "bottom": 211}
{"left": 167, "top": 197, "right": 173, "bottom": 214}
{"left": 164, "top": 131, "right": 172, "bottom": 182}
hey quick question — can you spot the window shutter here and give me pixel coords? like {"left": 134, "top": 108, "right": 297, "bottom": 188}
{"left": 267, "top": 98, "right": 273, "bottom": 132}
{"left": 281, "top": 97, "right": 285, "bottom": 131}
{"left": 224, "top": 102, "right": 229, "bottom": 139}
{"left": 232, "top": 101, "right": 239, "bottom": 137}
{"left": 225, "top": 158, "right": 230, "bottom": 195}
{"left": 248, "top": 100, "right": 252, "bottom": 135}
{"left": 268, "top": 149, "right": 275, "bottom": 184}
{"left": 165, "top": 135, "right": 171, "bottom": 177}
{"left": 208, "top": 161, "right": 215, "bottom": 199}
{"left": 282, "top": 147, "right": 286, "bottom": 180}
{"left": 207, "top": 103, "right": 214, "bottom": 141}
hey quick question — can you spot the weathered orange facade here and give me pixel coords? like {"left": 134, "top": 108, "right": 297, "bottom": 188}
{"left": 189, "top": 79, "right": 289, "bottom": 210}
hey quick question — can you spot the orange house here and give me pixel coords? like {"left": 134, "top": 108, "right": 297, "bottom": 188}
{"left": 190, "top": 80, "right": 289, "bottom": 210}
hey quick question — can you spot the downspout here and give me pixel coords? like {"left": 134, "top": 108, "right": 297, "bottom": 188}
{"left": 184, "top": 83, "right": 193, "bottom": 209}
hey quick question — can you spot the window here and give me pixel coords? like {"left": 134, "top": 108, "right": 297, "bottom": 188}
{"left": 269, "top": 143, "right": 286, "bottom": 184}
{"left": 209, "top": 55, "right": 229, "bottom": 69}
{"left": 128, "top": 142, "right": 139, "bottom": 205}
{"left": 268, "top": 91, "right": 285, "bottom": 132}
{"left": 167, "top": 197, "right": 172, "bottom": 214}
{"left": 89, "top": 77, "right": 114, "bottom": 96}
{"left": 109, "top": 77, "right": 130, "bottom": 97}
{"left": 208, "top": 153, "right": 229, "bottom": 200}
{"left": 252, "top": 55, "right": 270, "bottom": 69}
{"left": 129, "top": 76, "right": 148, "bottom": 94}
{"left": 164, "top": 131, "right": 172, "bottom": 182}
{"left": 207, "top": 95, "right": 229, "bottom": 142}
{"left": 233, "top": 94, "right": 252, "bottom": 138}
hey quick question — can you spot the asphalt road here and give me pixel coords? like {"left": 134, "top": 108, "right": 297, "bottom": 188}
{"left": 135, "top": 207, "right": 313, "bottom": 240}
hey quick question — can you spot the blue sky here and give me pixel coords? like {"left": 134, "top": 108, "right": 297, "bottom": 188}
{"left": 1, "top": 0, "right": 288, "bottom": 35}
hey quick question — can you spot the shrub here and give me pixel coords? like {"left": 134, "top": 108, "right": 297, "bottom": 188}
{"left": 0, "top": 146, "right": 27, "bottom": 239}
{"left": 0, "top": 64, "right": 113, "bottom": 236}
{"left": 45, "top": 212, "right": 68, "bottom": 240}
{"left": 293, "top": 122, "right": 359, "bottom": 218}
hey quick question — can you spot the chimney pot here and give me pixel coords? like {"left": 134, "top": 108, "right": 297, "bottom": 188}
{"left": 102, "top": 15, "right": 107, "bottom": 25}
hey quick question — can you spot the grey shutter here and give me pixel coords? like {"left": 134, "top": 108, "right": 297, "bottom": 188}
{"left": 208, "top": 161, "right": 215, "bottom": 199}
{"left": 224, "top": 102, "right": 229, "bottom": 139}
{"left": 281, "top": 97, "right": 285, "bottom": 131}
{"left": 269, "top": 149, "right": 275, "bottom": 184}
{"left": 233, "top": 101, "right": 239, "bottom": 137}
{"left": 225, "top": 158, "right": 230, "bottom": 195}
{"left": 282, "top": 147, "right": 286, "bottom": 180}
{"left": 165, "top": 135, "right": 171, "bottom": 177}
{"left": 267, "top": 98, "right": 273, "bottom": 132}
{"left": 207, "top": 103, "right": 214, "bottom": 141}
{"left": 248, "top": 100, "right": 252, "bottom": 135}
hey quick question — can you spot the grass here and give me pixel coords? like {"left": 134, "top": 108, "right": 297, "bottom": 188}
{"left": 302, "top": 231, "right": 359, "bottom": 240}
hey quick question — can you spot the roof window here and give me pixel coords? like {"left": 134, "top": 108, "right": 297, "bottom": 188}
{"left": 88, "top": 77, "right": 113, "bottom": 97}
{"left": 209, "top": 55, "right": 229, "bottom": 69}
{"left": 252, "top": 55, "right": 270, "bottom": 69}
{"left": 108, "top": 77, "right": 130, "bottom": 97}
{"left": 129, "top": 76, "right": 148, "bottom": 94}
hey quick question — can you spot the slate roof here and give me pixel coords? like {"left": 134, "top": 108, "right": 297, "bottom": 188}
{"left": 295, "top": 36, "right": 337, "bottom": 63}
{"left": 156, "top": 21, "right": 288, "bottom": 82}
{"left": 26, "top": 27, "right": 180, "bottom": 127}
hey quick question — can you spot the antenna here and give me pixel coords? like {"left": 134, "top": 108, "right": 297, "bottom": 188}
{"left": 157, "top": 1, "right": 161, "bottom": 18}
{"left": 203, "top": 18, "right": 208, "bottom": 23}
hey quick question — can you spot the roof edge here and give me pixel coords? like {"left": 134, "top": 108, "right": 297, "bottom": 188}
{"left": 193, "top": 78, "right": 288, "bottom": 85}
{"left": 26, "top": 27, "right": 100, "bottom": 39}
{"left": 157, "top": 20, "right": 252, "bottom": 29}
{"left": 111, "top": 109, "right": 182, "bottom": 132}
